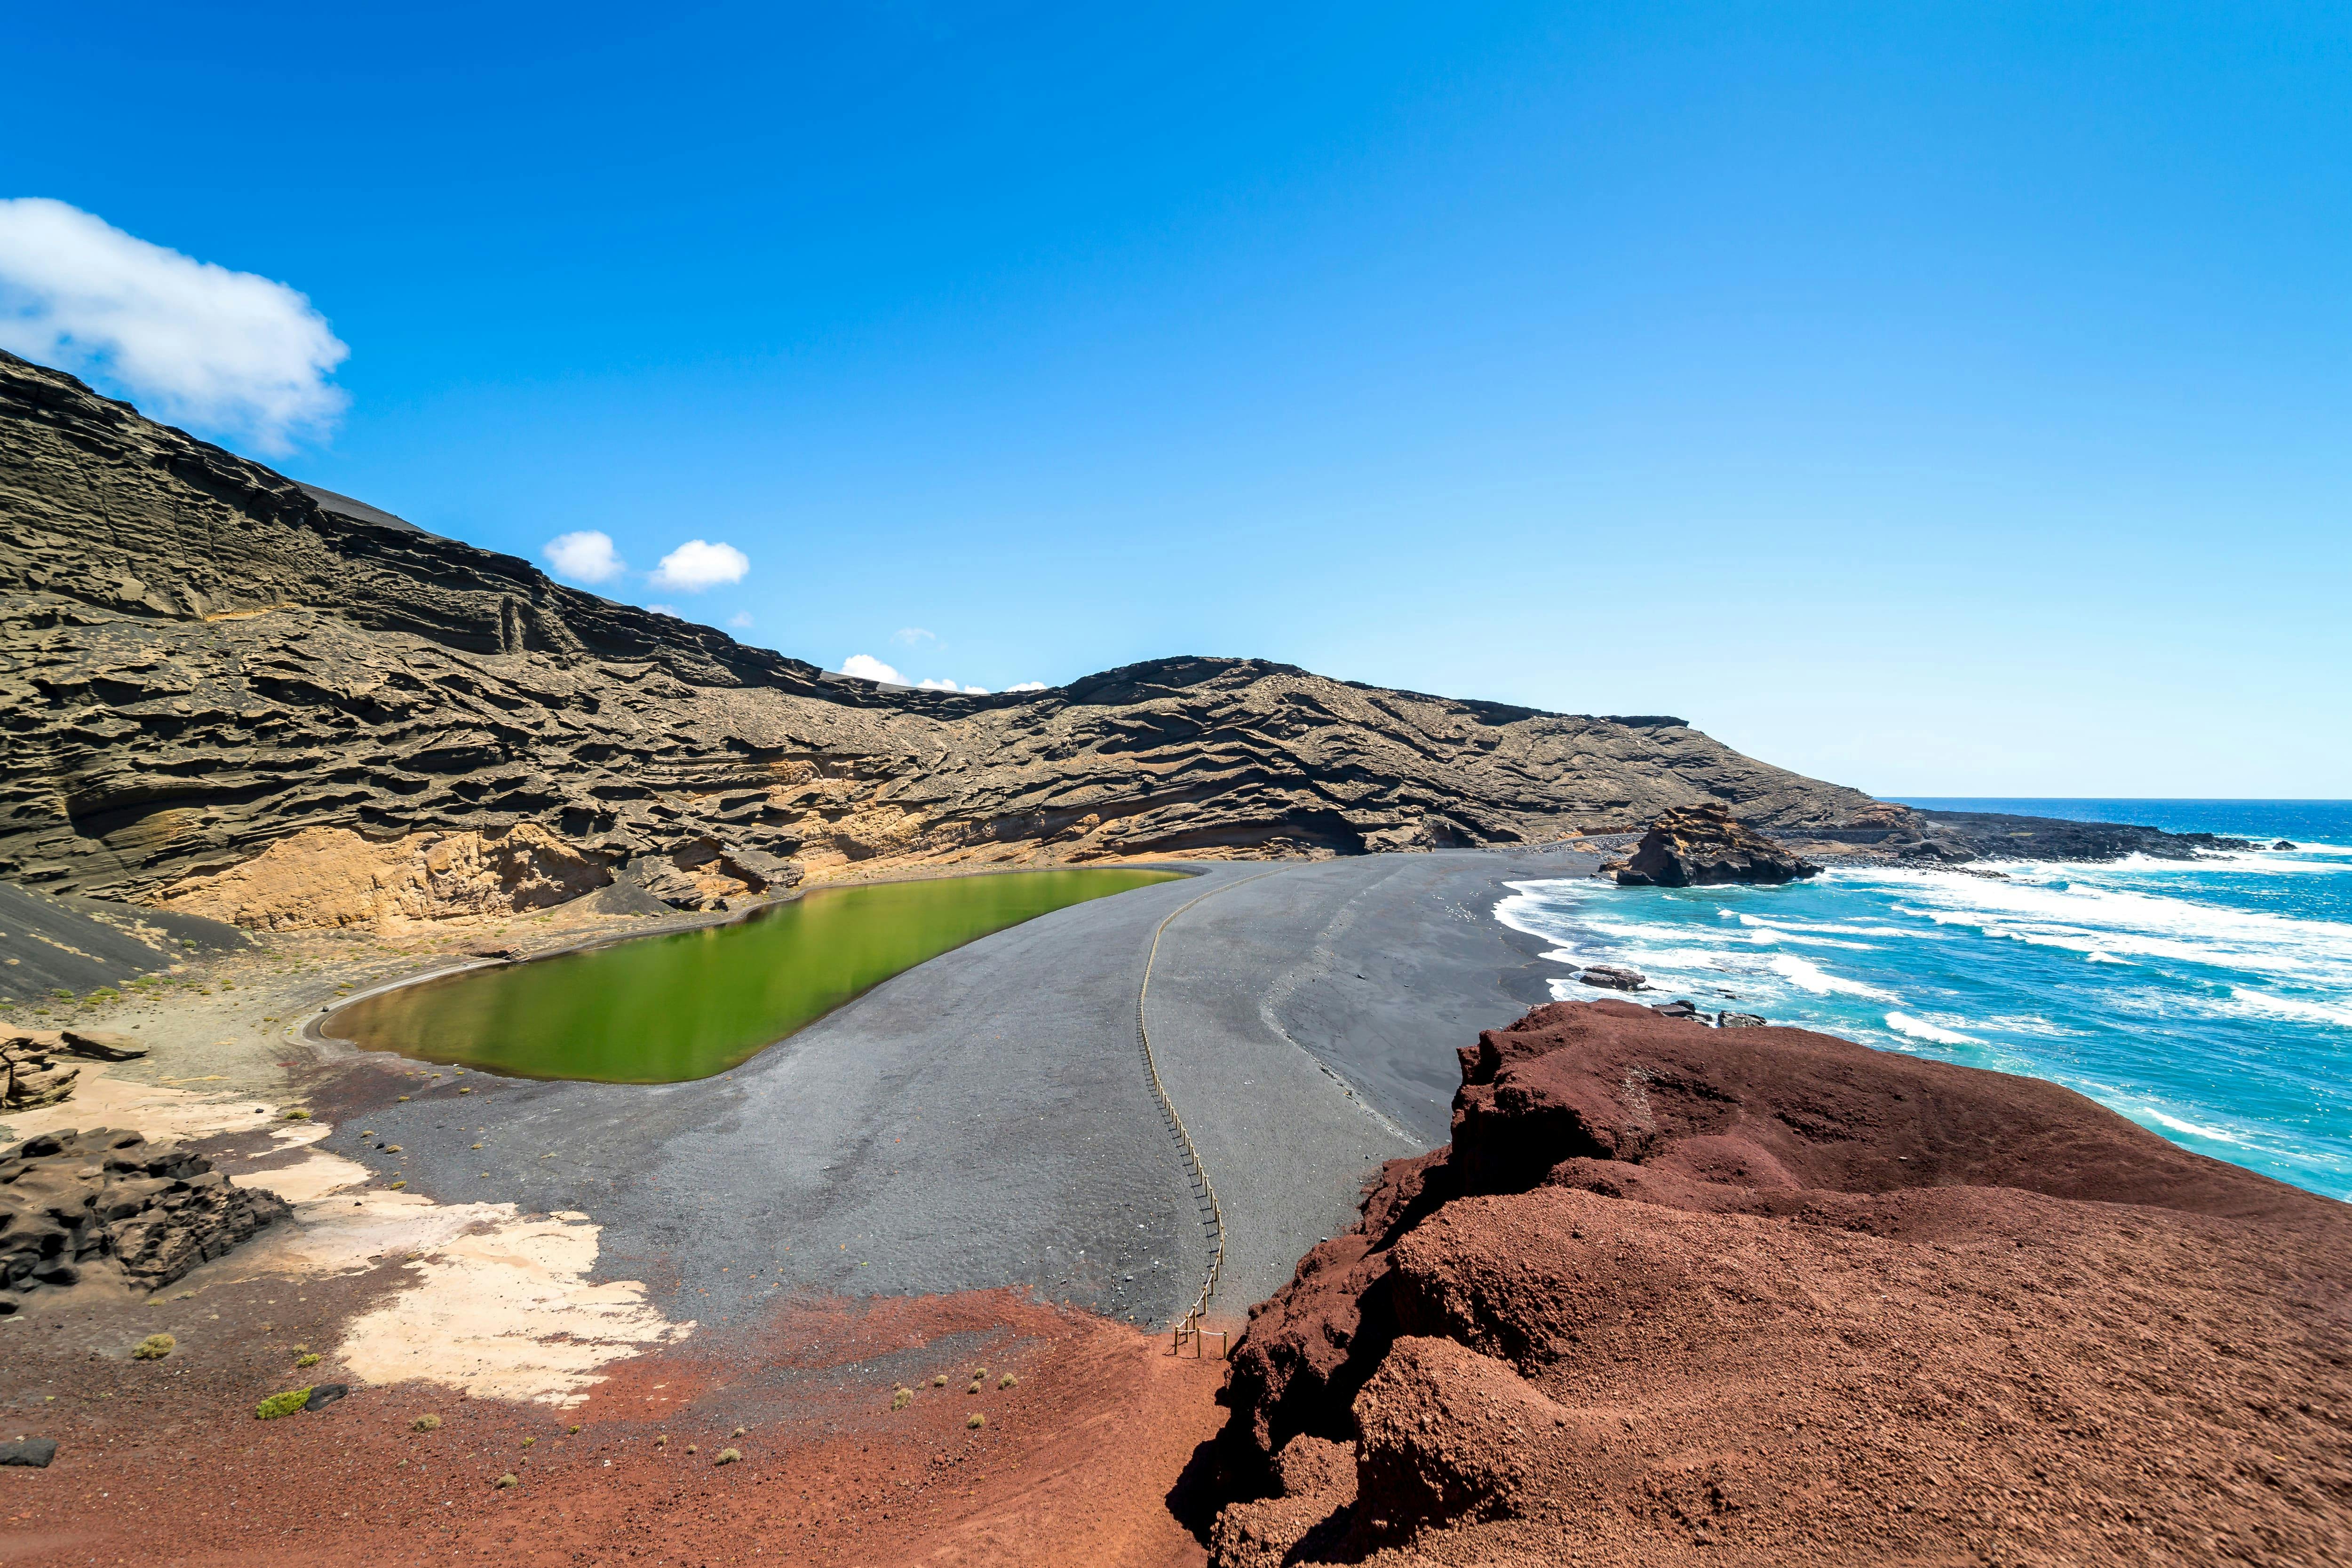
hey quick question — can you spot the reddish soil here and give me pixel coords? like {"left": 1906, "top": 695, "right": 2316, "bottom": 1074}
{"left": 1208, "top": 1000, "right": 2352, "bottom": 1567}
{"left": 0, "top": 1283, "right": 1232, "bottom": 1567}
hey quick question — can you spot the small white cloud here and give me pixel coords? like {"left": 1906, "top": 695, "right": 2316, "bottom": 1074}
{"left": 841, "top": 653, "right": 904, "bottom": 683}
{"left": 650, "top": 539, "right": 749, "bottom": 592}
{"left": 917, "top": 678, "right": 989, "bottom": 694}
{"left": 544, "top": 530, "right": 626, "bottom": 584}
{"left": 892, "top": 627, "right": 938, "bottom": 646}
{"left": 1002, "top": 681, "right": 1049, "bottom": 693}
{"left": 0, "top": 198, "right": 348, "bottom": 453}
{"left": 727, "top": 611, "right": 753, "bottom": 629}
{"left": 645, "top": 602, "right": 680, "bottom": 617}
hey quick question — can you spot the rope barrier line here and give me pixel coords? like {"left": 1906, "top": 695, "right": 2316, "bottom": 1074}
{"left": 1138, "top": 867, "right": 1282, "bottom": 1357}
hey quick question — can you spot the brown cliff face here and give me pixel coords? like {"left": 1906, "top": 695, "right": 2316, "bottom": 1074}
{"left": 1207, "top": 1001, "right": 2352, "bottom": 1566}
{"left": 1, "top": 350, "right": 1886, "bottom": 922}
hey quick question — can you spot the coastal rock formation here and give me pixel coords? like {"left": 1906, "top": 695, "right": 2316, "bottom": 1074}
{"left": 1206, "top": 1001, "right": 2352, "bottom": 1565}
{"left": 0, "top": 1125, "right": 293, "bottom": 1306}
{"left": 1612, "top": 802, "right": 1821, "bottom": 886}
{"left": 0, "top": 350, "right": 1899, "bottom": 925}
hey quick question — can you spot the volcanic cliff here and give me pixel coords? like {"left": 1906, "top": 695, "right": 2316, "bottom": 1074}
{"left": 1203, "top": 1001, "right": 2351, "bottom": 1564}
{"left": 1, "top": 350, "right": 1900, "bottom": 926}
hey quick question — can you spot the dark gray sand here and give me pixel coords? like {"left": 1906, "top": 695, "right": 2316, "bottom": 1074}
{"left": 300, "top": 847, "right": 1598, "bottom": 1329}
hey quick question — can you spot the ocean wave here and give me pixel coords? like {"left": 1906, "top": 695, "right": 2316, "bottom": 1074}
{"left": 1884, "top": 1011, "right": 1980, "bottom": 1045}
{"left": 2226, "top": 988, "right": 2352, "bottom": 1028}
{"left": 1767, "top": 954, "right": 1899, "bottom": 1002}
{"left": 2138, "top": 1108, "right": 2255, "bottom": 1147}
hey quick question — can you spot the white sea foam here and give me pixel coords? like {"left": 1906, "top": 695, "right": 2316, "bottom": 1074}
{"left": 1768, "top": 954, "right": 1899, "bottom": 1002}
{"left": 1884, "top": 1011, "right": 1980, "bottom": 1045}
{"left": 2227, "top": 988, "right": 2352, "bottom": 1028}
{"left": 2139, "top": 1108, "right": 2253, "bottom": 1147}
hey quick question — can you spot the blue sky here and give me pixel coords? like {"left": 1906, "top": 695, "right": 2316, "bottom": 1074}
{"left": 6, "top": 3, "right": 2347, "bottom": 795}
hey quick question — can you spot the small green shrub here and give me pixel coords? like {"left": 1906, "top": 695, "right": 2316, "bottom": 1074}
{"left": 412, "top": 1414, "right": 442, "bottom": 1432}
{"left": 966, "top": 1413, "right": 985, "bottom": 1430}
{"left": 890, "top": 1387, "right": 912, "bottom": 1411}
{"left": 715, "top": 1447, "right": 742, "bottom": 1465}
{"left": 295, "top": 1353, "right": 321, "bottom": 1369}
{"left": 255, "top": 1387, "right": 313, "bottom": 1420}
{"left": 132, "top": 1333, "right": 175, "bottom": 1361}
{"left": 495, "top": 1473, "right": 518, "bottom": 1489}
{"left": 999, "top": 1372, "right": 1018, "bottom": 1389}
{"left": 931, "top": 1374, "right": 947, "bottom": 1387}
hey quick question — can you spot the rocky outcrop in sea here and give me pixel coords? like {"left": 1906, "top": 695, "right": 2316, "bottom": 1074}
{"left": 1608, "top": 802, "right": 1821, "bottom": 887}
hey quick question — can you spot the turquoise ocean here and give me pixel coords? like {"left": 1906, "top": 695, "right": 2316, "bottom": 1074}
{"left": 1494, "top": 800, "right": 2352, "bottom": 1201}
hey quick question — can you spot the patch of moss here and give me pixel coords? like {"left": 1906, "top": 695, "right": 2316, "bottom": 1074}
{"left": 255, "top": 1387, "right": 314, "bottom": 1420}
{"left": 295, "top": 1353, "right": 321, "bottom": 1369}
{"left": 131, "top": 1333, "right": 175, "bottom": 1361}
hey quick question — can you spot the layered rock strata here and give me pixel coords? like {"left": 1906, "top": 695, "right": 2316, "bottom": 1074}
{"left": 1207, "top": 1001, "right": 2351, "bottom": 1565}
{"left": 0, "top": 1125, "right": 293, "bottom": 1306}
{"left": 2, "top": 350, "right": 1893, "bottom": 925}
{"left": 1609, "top": 802, "right": 1821, "bottom": 886}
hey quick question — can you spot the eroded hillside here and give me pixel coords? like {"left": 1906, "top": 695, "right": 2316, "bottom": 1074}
{"left": 1, "top": 350, "right": 1889, "bottom": 927}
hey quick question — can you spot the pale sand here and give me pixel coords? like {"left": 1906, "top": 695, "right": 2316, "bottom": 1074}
{"left": 11, "top": 1066, "right": 692, "bottom": 1406}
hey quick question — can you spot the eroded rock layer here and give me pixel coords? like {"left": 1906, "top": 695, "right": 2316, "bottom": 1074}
{"left": 1208, "top": 1001, "right": 2352, "bottom": 1566}
{"left": 0, "top": 1125, "right": 292, "bottom": 1304}
{"left": 0, "top": 350, "right": 1892, "bottom": 922}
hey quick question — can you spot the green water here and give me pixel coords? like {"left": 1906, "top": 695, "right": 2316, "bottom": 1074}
{"left": 323, "top": 868, "right": 1184, "bottom": 1083}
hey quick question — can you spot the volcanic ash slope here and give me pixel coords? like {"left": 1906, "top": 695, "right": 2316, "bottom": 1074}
{"left": 1206, "top": 999, "right": 2352, "bottom": 1567}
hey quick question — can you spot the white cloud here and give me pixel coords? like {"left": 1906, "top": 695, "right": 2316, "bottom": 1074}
{"left": 544, "top": 530, "right": 626, "bottom": 584}
{"left": 649, "top": 539, "right": 749, "bottom": 592}
{"left": 841, "top": 654, "right": 904, "bottom": 683}
{"left": 727, "top": 611, "right": 753, "bottom": 629}
{"left": 0, "top": 198, "right": 348, "bottom": 453}
{"left": 892, "top": 627, "right": 938, "bottom": 646}
{"left": 1003, "top": 681, "right": 1050, "bottom": 693}
{"left": 644, "top": 603, "right": 680, "bottom": 617}
{"left": 918, "top": 678, "right": 989, "bottom": 694}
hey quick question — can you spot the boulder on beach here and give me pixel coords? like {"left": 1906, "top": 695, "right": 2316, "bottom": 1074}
{"left": 1574, "top": 965, "right": 1645, "bottom": 992}
{"left": 1613, "top": 802, "right": 1820, "bottom": 887}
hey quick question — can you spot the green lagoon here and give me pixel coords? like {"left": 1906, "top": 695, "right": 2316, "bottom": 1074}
{"left": 322, "top": 867, "right": 1183, "bottom": 1083}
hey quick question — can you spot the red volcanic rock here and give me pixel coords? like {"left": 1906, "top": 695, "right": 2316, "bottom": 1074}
{"left": 1208, "top": 1000, "right": 2352, "bottom": 1566}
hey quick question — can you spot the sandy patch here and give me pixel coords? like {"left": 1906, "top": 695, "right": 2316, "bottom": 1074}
{"left": 329, "top": 1209, "right": 692, "bottom": 1405}
{"left": 0, "top": 1058, "right": 316, "bottom": 1147}
{"left": 12, "top": 1069, "right": 692, "bottom": 1409}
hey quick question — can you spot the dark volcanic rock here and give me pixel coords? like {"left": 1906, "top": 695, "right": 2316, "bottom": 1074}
{"left": 0, "top": 1125, "right": 292, "bottom": 1305}
{"left": 1613, "top": 802, "right": 1822, "bottom": 887}
{"left": 1573, "top": 964, "right": 1645, "bottom": 992}
{"left": 0, "top": 349, "right": 1890, "bottom": 921}
{"left": 0, "top": 1438, "right": 57, "bottom": 1467}
{"left": 1914, "top": 810, "right": 2253, "bottom": 863}
{"left": 1205, "top": 1000, "right": 2352, "bottom": 1566}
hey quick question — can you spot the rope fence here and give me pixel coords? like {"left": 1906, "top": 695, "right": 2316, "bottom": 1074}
{"left": 1137, "top": 868, "right": 1280, "bottom": 1358}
